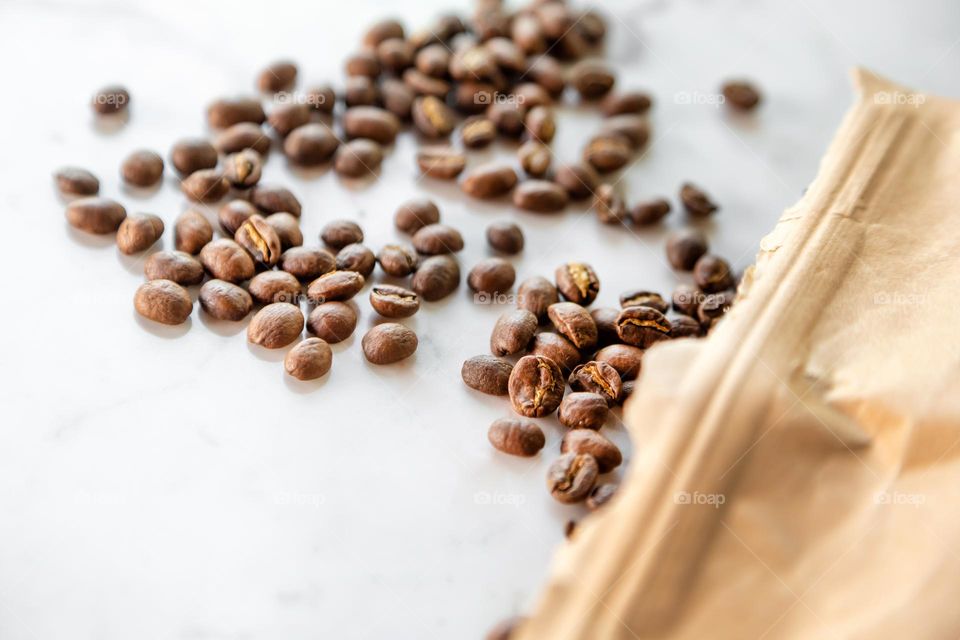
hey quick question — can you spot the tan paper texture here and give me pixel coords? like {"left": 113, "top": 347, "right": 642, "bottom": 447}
{"left": 517, "top": 69, "right": 960, "bottom": 640}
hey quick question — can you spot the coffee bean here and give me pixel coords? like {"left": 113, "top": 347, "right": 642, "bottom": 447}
{"left": 616, "top": 305, "right": 672, "bottom": 348}
{"left": 514, "top": 83, "right": 552, "bottom": 110}
{"left": 592, "top": 183, "right": 627, "bottom": 224}
{"left": 569, "top": 360, "right": 622, "bottom": 406}
{"left": 586, "top": 483, "right": 617, "bottom": 510}
{"left": 486, "top": 222, "right": 524, "bottom": 254}
{"left": 462, "top": 355, "right": 514, "bottom": 396}
{"left": 513, "top": 180, "right": 568, "bottom": 213}
{"left": 555, "top": 262, "right": 599, "bottom": 306}
{"left": 376, "top": 40, "right": 416, "bottom": 75}
{"left": 698, "top": 290, "right": 734, "bottom": 329}
{"left": 416, "top": 147, "right": 466, "bottom": 179}
{"left": 524, "top": 55, "right": 566, "bottom": 97}
{"left": 469, "top": 258, "right": 516, "bottom": 295}
{"left": 134, "top": 280, "right": 192, "bottom": 325}
{"left": 488, "top": 418, "right": 545, "bottom": 456}
{"left": 583, "top": 134, "right": 632, "bottom": 173}
{"left": 570, "top": 60, "right": 615, "bottom": 99}
{"left": 92, "top": 85, "right": 129, "bottom": 115}
{"left": 217, "top": 200, "right": 256, "bottom": 235}
{"left": 486, "top": 101, "right": 527, "bottom": 138}
{"left": 282, "top": 337, "right": 332, "bottom": 380}
{"left": 486, "top": 37, "right": 525, "bottom": 73}
{"left": 247, "top": 303, "right": 304, "bottom": 348}
{"left": 265, "top": 212, "right": 303, "bottom": 250}
{"left": 461, "top": 116, "right": 497, "bottom": 149}
{"left": 680, "top": 183, "right": 718, "bottom": 216}
{"left": 561, "top": 429, "right": 622, "bottom": 472}
{"left": 512, "top": 14, "right": 547, "bottom": 54}
{"left": 370, "top": 284, "right": 420, "bottom": 318}
{"left": 490, "top": 309, "right": 538, "bottom": 356}
{"left": 381, "top": 78, "right": 415, "bottom": 119}
{"left": 199, "top": 279, "right": 253, "bottom": 321}
{"left": 601, "top": 91, "right": 652, "bottom": 116}
{"left": 258, "top": 60, "right": 297, "bottom": 93}
{"left": 336, "top": 243, "right": 376, "bottom": 277}
{"left": 181, "top": 169, "right": 229, "bottom": 203}
{"left": 619, "top": 290, "right": 668, "bottom": 313}
{"left": 578, "top": 9, "right": 606, "bottom": 42}
{"left": 600, "top": 115, "right": 649, "bottom": 149}
{"left": 553, "top": 163, "right": 599, "bottom": 200}
{"left": 334, "top": 139, "right": 383, "bottom": 177}
{"left": 628, "top": 199, "right": 670, "bottom": 226}
{"left": 666, "top": 229, "right": 707, "bottom": 270}
{"left": 377, "top": 244, "right": 419, "bottom": 277}
{"left": 54, "top": 167, "right": 99, "bottom": 197}
{"left": 412, "top": 96, "right": 456, "bottom": 138}
{"left": 214, "top": 123, "right": 271, "bottom": 156}
{"left": 318, "top": 220, "right": 362, "bottom": 250}
{"left": 250, "top": 184, "right": 302, "bottom": 217}
{"left": 364, "top": 18, "right": 405, "bottom": 49}
{"left": 693, "top": 254, "right": 734, "bottom": 292}
{"left": 516, "top": 276, "right": 558, "bottom": 322}
{"left": 343, "top": 107, "right": 400, "bottom": 145}
{"left": 144, "top": 250, "right": 204, "bottom": 285}
{"left": 509, "top": 354, "right": 564, "bottom": 418}
{"left": 345, "top": 50, "right": 381, "bottom": 78}
{"left": 248, "top": 270, "right": 302, "bottom": 305}
{"left": 307, "top": 302, "right": 357, "bottom": 343}
{"left": 121, "top": 150, "right": 164, "bottom": 187}
{"left": 534, "top": 3, "right": 573, "bottom": 40}
{"left": 620, "top": 379, "right": 636, "bottom": 403}
{"left": 416, "top": 44, "right": 452, "bottom": 78}
{"left": 268, "top": 103, "right": 312, "bottom": 137}
{"left": 305, "top": 85, "right": 336, "bottom": 114}
{"left": 590, "top": 307, "right": 620, "bottom": 346}
{"left": 672, "top": 284, "right": 703, "bottom": 316}
{"left": 117, "top": 213, "right": 164, "bottom": 254}
{"left": 528, "top": 332, "right": 580, "bottom": 373}
{"left": 412, "top": 224, "right": 464, "bottom": 255}
{"left": 235, "top": 214, "right": 282, "bottom": 266}
{"left": 344, "top": 76, "right": 381, "bottom": 108}
{"left": 199, "top": 239, "right": 256, "bottom": 283}
{"left": 280, "top": 246, "right": 336, "bottom": 281}
{"left": 307, "top": 270, "right": 365, "bottom": 302}
{"left": 362, "top": 322, "right": 418, "bottom": 364}
{"left": 207, "top": 97, "right": 266, "bottom": 129}
{"left": 547, "top": 452, "right": 598, "bottom": 503}
{"left": 517, "top": 140, "right": 551, "bottom": 178}
{"left": 223, "top": 149, "right": 263, "bottom": 188}
{"left": 670, "top": 314, "right": 702, "bottom": 338}
{"left": 403, "top": 68, "right": 451, "bottom": 98}
{"left": 454, "top": 82, "right": 496, "bottom": 114}
{"left": 172, "top": 210, "right": 212, "bottom": 255}
{"left": 524, "top": 106, "right": 556, "bottom": 143}
{"left": 722, "top": 81, "right": 762, "bottom": 111}
{"left": 170, "top": 138, "right": 218, "bottom": 176}
{"left": 284, "top": 123, "right": 339, "bottom": 165}
{"left": 594, "top": 344, "right": 645, "bottom": 380}
{"left": 411, "top": 255, "right": 460, "bottom": 301}
{"left": 558, "top": 392, "right": 609, "bottom": 430}
{"left": 547, "top": 302, "right": 597, "bottom": 350}
{"left": 449, "top": 46, "right": 499, "bottom": 82}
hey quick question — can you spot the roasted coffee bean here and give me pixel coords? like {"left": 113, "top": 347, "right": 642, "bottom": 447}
{"left": 321, "top": 220, "right": 364, "bottom": 249}
{"left": 305, "top": 84, "right": 336, "bottom": 114}
{"left": 250, "top": 184, "right": 302, "bottom": 217}
{"left": 488, "top": 418, "right": 545, "bottom": 456}
{"left": 207, "top": 97, "right": 266, "bottom": 129}
{"left": 722, "top": 81, "right": 762, "bottom": 111}
{"left": 284, "top": 123, "right": 339, "bottom": 165}
{"left": 144, "top": 250, "right": 204, "bottom": 285}
{"left": 336, "top": 243, "right": 376, "bottom": 277}
{"left": 170, "top": 138, "right": 218, "bottom": 177}
{"left": 181, "top": 169, "right": 229, "bottom": 203}
{"left": 377, "top": 244, "right": 419, "bottom": 277}
{"left": 174, "top": 210, "right": 213, "bottom": 255}
{"left": 235, "top": 214, "right": 282, "bottom": 266}
{"left": 570, "top": 60, "right": 615, "bottom": 99}
{"left": 534, "top": 3, "right": 573, "bottom": 40}
{"left": 471, "top": 5, "right": 510, "bottom": 42}
{"left": 591, "top": 307, "right": 620, "bottom": 346}
{"left": 199, "top": 279, "right": 253, "bottom": 321}
{"left": 416, "top": 146, "right": 466, "bottom": 179}
{"left": 509, "top": 354, "right": 564, "bottom": 418}
{"left": 223, "top": 149, "right": 263, "bottom": 188}
{"left": 449, "top": 46, "right": 499, "bottom": 82}
{"left": 547, "top": 302, "right": 598, "bottom": 350}
{"left": 486, "top": 101, "right": 527, "bottom": 138}
{"left": 620, "top": 380, "right": 636, "bottom": 403}
{"left": 616, "top": 305, "right": 672, "bottom": 348}
{"left": 54, "top": 167, "right": 99, "bottom": 197}
{"left": 121, "top": 150, "right": 164, "bottom": 187}
{"left": 583, "top": 134, "right": 632, "bottom": 173}
{"left": 601, "top": 91, "right": 652, "bottom": 116}
{"left": 307, "top": 302, "right": 357, "bottom": 343}
{"left": 280, "top": 246, "right": 336, "bottom": 281}
{"left": 214, "top": 122, "right": 271, "bottom": 156}
{"left": 547, "top": 453, "right": 598, "bottom": 504}
{"left": 569, "top": 361, "right": 622, "bottom": 406}
{"left": 199, "top": 239, "right": 256, "bottom": 283}
{"left": 307, "top": 270, "right": 365, "bottom": 302}
{"left": 594, "top": 344, "right": 645, "bottom": 380}
{"left": 461, "top": 116, "right": 497, "bottom": 148}
{"left": 693, "top": 254, "right": 734, "bottom": 293}
{"left": 680, "top": 183, "right": 718, "bottom": 216}
{"left": 265, "top": 212, "right": 303, "bottom": 250}
{"left": 381, "top": 78, "right": 415, "bottom": 120}
{"left": 218, "top": 200, "right": 256, "bottom": 236}
{"left": 552, "top": 165, "right": 599, "bottom": 203}
{"left": 247, "top": 303, "right": 304, "bottom": 348}
{"left": 412, "top": 255, "right": 460, "bottom": 301}
{"left": 670, "top": 314, "right": 702, "bottom": 338}
{"left": 486, "top": 221, "right": 524, "bottom": 254}
{"left": 454, "top": 82, "right": 496, "bottom": 114}
{"left": 412, "top": 223, "right": 464, "bottom": 255}
{"left": 513, "top": 84, "right": 551, "bottom": 110}
{"left": 593, "top": 184, "right": 627, "bottom": 224}
{"left": 412, "top": 96, "right": 456, "bottom": 138}
{"left": 698, "top": 290, "right": 734, "bottom": 329}
{"left": 92, "top": 85, "right": 129, "bottom": 115}
{"left": 631, "top": 198, "right": 671, "bottom": 226}
{"left": 555, "top": 262, "right": 599, "bottom": 306}
{"left": 559, "top": 392, "right": 609, "bottom": 430}
{"left": 469, "top": 258, "right": 516, "bottom": 294}
{"left": 416, "top": 44, "right": 451, "bottom": 78}
{"left": 517, "top": 140, "right": 551, "bottom": 178}
{"left": 362, "top": 323, "right": 418, "bottom": 364}
{"left": 116, "top": 213, "right": 163, "bottom": 254}
{"left": 369, "top": 284, "right": 420, "bottom": 318}
{"left": 600, "top": 115, "right": 649, "bottom": 150}
{"left": 284, "top": 337, "right": 333, "bottom": 380}
{"left": 463, "top": 163, "right": 519, "bottom": 199}
{"left": 578, "top": 9, "right": 607, "bottom": 42}
{"left": 668, "top": 287, "right": 699, "bottom": 321}
{"left": 490, "top": 309, "right": 538, "bottom": 356}
{"left": 619, "top": 290, "right": 668, "bottom": 313}
{"left": 248, "top": 270, "right": 302, "bottom": 305}
{"left": 524, "top": 106, "right": 556, "bottom": 144}
{"left": 513, "top": 180, "right": 568, "bottom": 212}
{"left": 334, "top": 139, "right": 383, "bottom": 177}
{"left": 516, "top": 276, "right": 558, "bottom": 322}
{"left": 257, "top": 60, "right": 297, "bottom": 93}
{"left": 524, "top": 55, "right": 566, "bottom": 97}
{"left": 268, "top": 102, "right": 312, "bottom": 137}
{"left": 512, "top": 14, "right": 547, "bottom": 54}
{"left": 485, "top": 37, "right": 525, "bottom": 73}
{"left": 561, "top": 429, "right": 622, "bottom": 473}
{"left": 343, "top": 107, "right": 400, "bottom": 145}
{"left": 134, "top": 280, "right": 191, "bottom": 325}
{"left": 586, "top": 483, "right": 617, "bottom": 510}
{"left": 345, "top": 50, "right": 381, "bottom": 78}
{"left": 528, "top": 332, "right": 580, "bottom": 373}
{"left": 403, "top": 68, "right": 450, "bottom": 98}
{"left": 462, "top": 355, "right": 513, "bottom": 396}
{"left": 666, "top": 229, "right": 708, "bottom": 271}
{"left": 364, "top": 18, "right": 405, "bottom": 48}
{"left": 344, "top": 76, "right": 382, "bottom": 107}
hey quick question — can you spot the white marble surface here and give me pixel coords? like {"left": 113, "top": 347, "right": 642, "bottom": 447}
{"left": 0, "top": 0, "right": 957, "bottom": 637}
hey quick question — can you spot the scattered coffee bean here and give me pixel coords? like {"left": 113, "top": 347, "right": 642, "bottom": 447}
{"left": 516, "top": 276, "right": 558, "bottom": 322}
{"left": 92, "top": 85, "right": 130, "bottom": 116}
{"left": 693, "top": 254, "right": 734, "bottom": 292}
{"left": 508, "top": 353, "right": 565, "bottom": 421}
{"left": 199, "top": 279, "right": 253, "bottom": 321}
{"left": 416, "top": 43, "right": 452, "bottom": 78}
{"left": 469, "top": 258, "right": 516, "bottom": 295}
{"left": 722, "top": 80, "right": 762, "bottom": 111}
{"left": 218, "top": 199, "right": 257, "bottom": 235}
{"left": 411, "top": 255, "right": 460, "bottom": 301}
{"left": 268, "top": 103, "right": 312, "bottom": 137}
{"left": 223, "top": 149, "right": 263, "bottom": 188}
{"left": 345, "top": 50, "right": 381, "bottom": 78}
{"left": 486, "top": 222, "right": 524, "bottom": 255}
{"left": 547, "top": 302, "right": 598, "bottom": 350}
{"left": 555, "top": 262, "right": 599, "bottom": 306}
{"left": 381, "top": 78, "right": 415, "bottom": 119}
{"left": 670, "top": 314, "right": 702, "bottom": 338}
{"left": 305, "top": 85, "right": 336, "bottom": 114}
{"left": 280, "top": 246, "right": 336, "bottom": 281}
{"left": 377, "top": 244, "right": 419, "bottom": 277}
{"left": 462, "top": 355, "right": 514, "bottom": 396}
{"left": 528, "top": 332, "right": 580, "bottom": 373}
{"left": 116, "top": 213, "right": 164, "bottom": 254}
{"left": 181, "top": 169, "right": 229, "bottom": 203}
{"left": 321, "top": 220, "right": 363, "bottom": 249}
{"left": 558, "top": 392, "right": 609, "bottom": 430}
{"left": 514, "top": 82, "right": 552, "bottom": 109}
{"left": 583, "top": 134, "right": 632, "bottom": 173}
{"left": 214, "top": 123, "right": 271, "bottom": 156}
{"left": 258, "top": 60, "right": 297, "bottom": 93}
{"left": 173, "top": 210, "right": 213, "bottom": 255}
{"left": 666, "top": 228, "right": 709, "bottom": 270}
{"left": 170, "top": 138, "right": 218, "bottom": 176}
{"left": 412, "top": 96, "right": 457, "bottom": 138}
{"left": 547, "top": 452, "right": 598, "bottom": 503}
{"left": 569, "top": 360, "right": 622, "bottom": 405}
{"left": 619, "top": 290, "right": 668, "bottom": 313}
{"left": 307, "top": 302, "right": 357, "bottom": 343}
{"left": 121, "top": 150, "right": 164, "bottom": 187}
{"left": 235, "top": 214, "right": 282, "bottom": 266}
{"left": 513, "top": 179, "right": 569, "bottom": 212}
{"left": 379, "top": 38, "right": 415, "bottom": 74}
{"left": 601, "top": 91, "right": 652, "bottom": 116}
{"left": 586, "top": 483, "right": 617, "bottom": 510}
{"left": 620, "top": 379, "right": 636, "bottom": 403}
{"left": 454, "top": 82, "right": 496, "bottom": 114}
{"left": 362, "top": 322, "right": 418, "bottom": 364}
{"left": 144, "top": 250, "right": 205, "bottom": 285}
{"left": 307, "top": 270, "right": 365, "bottom": 302}
{"left": 578, "top": 10, "right": 607, "bottom": 43}
{"left": 134, "top": 280, "right": 192, "bottom": 325}
{"left": 199, "top": 239, "right": 256, "bottom": 283}
{"left": 631, "top": 198, "right": 671, "bottom": 226}
{"left": 395, "top": 199, "right": 440, "bottom": 234}
{"left": 698, "top": 290, "right": 734, "bottom": 329}
{"left": 363, "top": 18, "right": 405, "bottom": 49}
{"left": 63, "top": 196, "right": 122, "bottom": 234}
{"left": 517, "top": 140, "right": 552, "bottom": 178}
{"left": 488, "top": 418, "right": 545, "bottom": 456}
{"left": 490, "top": 309, "right": 538, "bottom": 357}
{"left": 248, "top": 270, "right": 302, "bottom": 305}
{"left": 594, "top": 344, "right": 645, "bottom": 380}
{"left": 416, "top": 146, "right": 466, "bottom": 179}
{"left": 512, "top": 14, "right": 547, "bottom": 54}
{"left": 54, "top": 167, "right": 99, "bottom": 197}
{"left": 412, "top": 223, "right": 464, "bottom": 255}
{"left": 344, "top": 76, "right": 382, "bottom": 107}
{"left": 524, "top": 106, "right": 556, "bottom": 143}
{"left": 672, "top": 283, "right": 703, "bottom": 316}
{"left": 250, "top": 184, "right": 302, "bottom": 217}
{"left": 449, "top": 45, "right": 499, "bottom": 82}
{"left": 284, "top": 123, "right": 340, "bottom": 165}
{"left": 486, "top": 37, "right": 525, "bottom": 74}
{"left": 593, "top": 183, "right": 627, "bottom": 224}
{"left": 524, "top": 54, "right": 566, "bottom": 97}
{"left": 247, "top": 303, "right": 304, "bottom": 348}
{"left": 284, "top": 337, "right": 333, "bottom": 380}
{"left": 561, "top": 429, "right": 622, "bottom": 472}
{"left": 462, "top": 163, "right": 518, "bottom": 199}
{"left": 680, "top": 183, "right": 718, "bottom": 216}
{"left": 343, "top": 106, "right": 400, "bottom": 145}
{"left": 207, "top": 96, "right": 266, "bottom": 129}
{"left": 600, "top": 115, "right": 649, "bottom": 149}
{"left": 265, "top": 212, "right": 303, "bottom": 250}
{"left": 486, "top": 101, "right": 527, "bottom": 138}
{"left": 616, "top": 305, "right": 672, "bottom": 348}
{"left": 553, "top": 163, "right": 599, "bottom": 200}
{"left": 588, "top": 307, "right": 618, "bottom": 346}
{"left": 461, "top": 116, "right": 497, "bottom": 148}
{"left": 334, "top": 139, "right": 384, "bottom": 177}
{"left": 570, "top": 60, "right": 615, "bottom": 99}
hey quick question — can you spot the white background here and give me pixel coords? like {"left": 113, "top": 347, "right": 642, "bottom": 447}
{"left": 0, "top": 0, "right": 957, "bottom": 638}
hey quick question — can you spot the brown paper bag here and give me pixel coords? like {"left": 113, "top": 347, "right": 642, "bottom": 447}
{"left": 517, "top": 69, "right": 960, "bottom": 640}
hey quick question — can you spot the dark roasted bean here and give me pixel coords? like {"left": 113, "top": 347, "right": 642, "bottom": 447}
{"left": 362, "top": 323, "right": 418, "bottom": 364}
{"left": 344, "top": 76, "right": 381, "bottom": 107}
{"left": 395, "top": 198, "right": 441, "bottom": 234}
{"left": 343, "top": 107, "right": 400, "bottom": 145}
{"left": 558, "top": 392, "right": 609, "bottom": 430}
{"left": 247, "top": 303, "right": 304, "bottom": 348}
{"left": 403, "top": 68, "right": 450, "bottom": 98}
{"left": 412, "top": 96, "right": 457, "bottom": 137}
{"left": 248, "top": 271, "right": 302, "bottom": 305}
{"left": 583, "top": 134, "right": 632, "bottom": 173}
{"left": 454, "top": 82, "right": 497, "bottom": 114}
{"left": 121, "top": 150, "right": 164, "bottom": 187}
{"left": 513, "top": 180, "right": 568, "bottom": 212}
{"left": 307, "top": 270, "right": 365, "bottom": 303}
{"left": 555, "top": 262, "right": 599, "bottom": 306}
{"left": 199, "top": 239, "right": 255, "bottom": 283}
{"left": 547, "top": 453, "right": 598, "bottom": 504}
{"left": 280, "top": 246, "right": 336, "bottom": 281}
{"left": 569, "top": 361, "right": 622, "bottom": 406}
{"left": 462, "top": 163, "right": 518, "bottom": 199}
{"left": 486, "top": 221, "right": 524, "bottom": 254}
{"left": 377, "top": 244, "right": 419, "bottom": 277}
{"left": 116, "top": 213, "right": 163, "bottom": 254}
{"left": 284, "top": 337, "right": 333, "bottom": 380}
{"left": 321, "top": 220, "right": 363, "bottom": 249}
{"left": 670, "top": 314, "right": 702, "bottom": 338}
{"left": 307, "top": 302, "right": 357, "bottom": 343}
{"left": 698, "top": 290, "right": 735, "bottom": 329}
{"left": 269, "top": 103, "right": 312, "bottom": 137}
{"left": 570, "top": 60, "right": 615, "bottom": 99}
{"left": 134, "top": 280, "right": 191, "bottom": 325}
{"left": 181, "top": 169, "right": 229, "bottom": 203}
{"left": 345, "top": 50, "right": 381, "bottom": 78}
{"left": 672, "top": 284, "right": 704, "bottom": 316}
{"left": 468, "top": 258, "right": 516, "bottom": 294}
{"left": 218, "top": 199, "right": 257, "bottom": 235}
{"left": 411, "top": 255, "right": 460, "bottom": 301}
{"left": 265, "top": 212, "right": 303, "bottom": 250}
{"left": 547, "top": 302, "right": 598, "bottom": 350}
{"left": 171, "top": 138, "right": 218, "bottom": 176}
{"left": 600, "top": 115, "right": 649, "bottom": 149}
{"left": 524, "top": 106, "right": 555, "bottom": 143}
{"left": 92, "top": 85, "right": 129, "bottom": 115}
{"left": 553, "top": 163, "right": 600, "bottom": 200}
{"left": 524, "top": 55, "right": 565, "bottom": 97}
{"left": 381, "top": 78, "right": 415, "bottom": 120}
{"left": 601, "top": 91, "right": 652, "bottom": 116}
{"left": 235, "top": 214, "right": 282, "bottom": 266}
{"left": 364, "top": 18, "right": 405, "bottom": 49}
{"left": 593, "top": 184, "right": 627, "bottom": 224}
{"left": 416, "top": 146, "right": 466, "bottom": 179}
{"left": 334, "top": 139, "right": 383, "bottom": 177}
{"left": 370, "top": 284, "right": 420, "bottom": 318}
{"left": 619, "top": 290, "right": 668, "bottom": 313}
{"left": 54, "top": 167, "right": 99, "bottom": 197}
{"left": 722, "top": 81, "right": 762, "bottom": 111}
{"left": 488, "top": 418, "right": 545, "bottom": 456}
{"left": 461, "top": 116, "right": 497, "bottom": 148}
{"left": 594, "top": 344, "right": 645, "bottom": 380}
{"left": 144, "top": 250, "right": 204, "bottom": 285}
{"left": 207, "top": 96, "right": 266, "bottom": 129}
{"left": 666, "top": 228, "right": 708, "bottom": 270}
{"left": 199, "top": 279, "right": 252, "bottom": 321}
{"left": 630, "top": 198, "right": 671, "bottom": 226}
{"left": 175, "top": 209, "right": 213, "bottom": 255}
{"left": 214, "top": 122, "right": 271, "bottom": 156}
{"left": 305, "top": 85, "right": 336, "bottom": 114}
{"left": 284, "top": 123, "right": 339, "bottom": 165}
{"left": 490, "top": 309, "right": 538, "bottom": 356}
{"left": 693, "top": 254, "right": 734, "bottom": 293}
{"left": 257, "top": 60, "right": 297, "bottom": 93}
{"left": 516, "top": 276, "right": 558, "bottom": 322}
{"left": 377, "top": 38, "right": 415, "bottom": 74}
{"left": 250, "top": 184, "right": 302, "bottom": 217}
{"left": 590, "top": 307, "right": 620, "bottom": 346}
{"left": 509, "top": 354, "right": 564, "bottom": 417}
{"left": 486, "top": 101, "right": 527, "bottom": 137}
{"left": 486, "top": 37, "right": 525, "bottom": 73}
{"left": 518, "top": 140, "right": 551, "bottom": 178}
{"left": 416, "top": 44, "right": 451, "bottom": 78}
{"left": 616, "top": 306, "right": 672, "bottom": 348}
{"left": 336, "top": 243, "right": 376, "bottom": 278}
{"left": 462, "top": 355, "right": 514, "bottom": 396}
{"left": 412, "top": 223, "right": 464, "bottom": 255}
{"left": 528, "top": 332, "right": 580, "bottom": 373}
{"left": 561, "top": 429, "right": 622, "bottom": 473}
{"left": 512, "top": 14, "right": 547, "bottom": 54}
{"left": 680, "top": 183, "right": 718, "bottom": 216}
